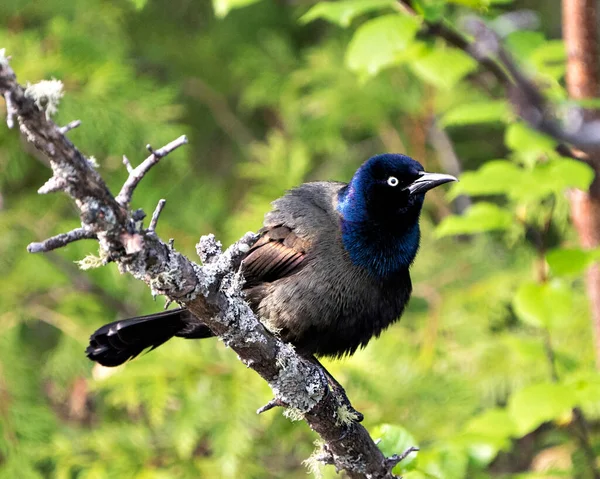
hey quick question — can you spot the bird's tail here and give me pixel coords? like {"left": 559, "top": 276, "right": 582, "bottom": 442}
{"left": 86, "top": 309, "right": 212, "bottom": 367}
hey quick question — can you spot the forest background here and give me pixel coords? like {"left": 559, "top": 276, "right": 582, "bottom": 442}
{"left": 1, "top": 0, "right": 600, "bottom": 477}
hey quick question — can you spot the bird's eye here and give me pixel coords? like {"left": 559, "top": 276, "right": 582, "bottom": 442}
{"left": 387, "top": 176, "right": 399, "bottom": 187}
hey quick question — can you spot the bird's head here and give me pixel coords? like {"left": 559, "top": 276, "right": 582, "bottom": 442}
{"left": 338, "top": 153, "right": 457, "bottom": 224}
{"left": 337, "top": 154, "right": 457, "bottom": 277}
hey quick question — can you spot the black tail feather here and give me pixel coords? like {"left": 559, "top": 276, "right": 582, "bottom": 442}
{"left": 86, "top": 309, "right": 212, "bottom": 367}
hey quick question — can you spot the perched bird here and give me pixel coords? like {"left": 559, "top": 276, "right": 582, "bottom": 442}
{"left": 87, "top": 154, "right": 455, "bottom": 372}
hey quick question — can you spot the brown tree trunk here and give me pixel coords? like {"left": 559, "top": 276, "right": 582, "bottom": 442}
{"left": 563, "top": 0, "right": 600, "bottom": 368}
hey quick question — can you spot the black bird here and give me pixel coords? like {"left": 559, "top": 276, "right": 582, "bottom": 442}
{"left": 87, "top": 154, "right": 455, "bottom": 376}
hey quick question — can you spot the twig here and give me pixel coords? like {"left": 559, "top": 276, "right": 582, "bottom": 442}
{"left": 38, "top": 175, "right": 67, "bottom": 195}
{"left": 4, "top": 90, "right": 14, "bottom": 128}
{"left": 58, "top": 119, "right": 81, "bottom": 134}
{"left": 257, "top": 397, "right": 287, "bottom": 415}
{"left": 122, "top": 155, "right": 133, "bottom": 173}
{"left": 27, "top": 227, "right": 97, "bottom": 253}
{"left": 383, "top": 446, "right": 419, "bottom": 472}
{"left": 115, "top": 135, "right": 188, "bottom": 206}
{"left": 148, "top": 199, "right": 166, "bottom": 231}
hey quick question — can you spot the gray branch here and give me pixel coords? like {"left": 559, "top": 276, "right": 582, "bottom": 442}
{"left": 58, "top": 119, "right": 81, "bottom": 134}
{"left": 115, "top": 136, "right": 188, "bottom": 206}
{"left": 1, "top": 52, "right": 407, "bottom": 478}
{"left": 148, "top": 198, "right": 166, "bottom": 231}
{"left": 27, "top": 227, "right": 97, "bottom": 253}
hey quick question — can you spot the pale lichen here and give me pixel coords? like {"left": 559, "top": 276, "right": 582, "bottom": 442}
{"left": 282, "top": 407, "right": 304, "bottom": 422}
{"left": 0, "top": 48, "right": 8, "bottom": 67}
{"left": 270, "top": 343, "right": 325, "bottom": 413}
{"left": 302, "top": 440, "right": 329, "bottom": 479}
{"left": 335, "top": 404, "right": 361, "bottom": 427}
{"left": 24, "top": 79, "right": 64, "bottom": 120}
{"left": 76, "top": 253, "right": 104, "bottom": 270}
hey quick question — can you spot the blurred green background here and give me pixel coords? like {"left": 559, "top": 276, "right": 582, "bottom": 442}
{"left": 1, "top": 0, "right": 599, "bottom": 477}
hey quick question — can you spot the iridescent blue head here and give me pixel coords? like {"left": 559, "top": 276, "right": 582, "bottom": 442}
{"left": 337, "top": 154, "right": 456, "bottom": 278}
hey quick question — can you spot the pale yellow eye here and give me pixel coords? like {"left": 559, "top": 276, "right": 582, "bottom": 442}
{"left": 387, "top": 176, "right": 399, "bottom": 187}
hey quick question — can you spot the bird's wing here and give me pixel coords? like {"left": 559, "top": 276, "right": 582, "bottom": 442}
{"left": 242, "top": 225, "right": 309, "bottom": 287}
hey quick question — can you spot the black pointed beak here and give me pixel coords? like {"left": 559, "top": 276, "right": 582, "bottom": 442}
{"left": 406, "top": 172, "right": 457, "bottom": 195}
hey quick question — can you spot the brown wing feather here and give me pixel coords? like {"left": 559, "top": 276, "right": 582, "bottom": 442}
{"left": 242, "top": 226, "right": 308, "bottom": 287}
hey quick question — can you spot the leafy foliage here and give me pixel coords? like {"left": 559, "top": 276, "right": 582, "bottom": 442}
{"left": 1, "top": 0, "right": 599, "bottom": 478}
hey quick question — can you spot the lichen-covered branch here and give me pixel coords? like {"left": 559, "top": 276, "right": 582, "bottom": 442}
{"left": 0, "top": 51, "right": 409, "bottom": 479}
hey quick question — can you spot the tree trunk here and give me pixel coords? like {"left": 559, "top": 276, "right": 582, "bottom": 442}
{"left": 563, "top": 0, "right": 600, "bottom": 368}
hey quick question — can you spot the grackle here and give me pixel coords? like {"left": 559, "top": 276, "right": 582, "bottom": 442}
{"left": 86, "top": 154, "right": 456, "bottom": 414}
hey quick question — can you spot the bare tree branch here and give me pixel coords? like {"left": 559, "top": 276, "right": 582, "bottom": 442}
{"left": 115, "top": 136, "right": 188, "bottom": 206}
{"left": 4, "top": 90, "right": 14, "bottom": 128}
{"left": 0, "top": 52, "right": 408, "bottom": 479}
{"left": 149, "top": 199, "right": 166, "bottom": 232}
{"left": 58, "top": 119, "right": 81, "bottom": 134}
{"left": 27, "top": 227, "right": 97, "bottom": 253}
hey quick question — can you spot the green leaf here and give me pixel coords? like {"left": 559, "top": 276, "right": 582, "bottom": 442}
{"left": 439, "top": 100, "right": 509, "bottom": 127}
{"left": 505, "top": 122, "right": 557, "bottom": 158}
{"left": 372, "top": 424, "right": 419, "bottom": 472}
{"left": 513, "top": 281, "right": 575, "bottom": 329}
{"left": 212, "top": 0, "right": 262, "bottom": 18}
{"left": 448, "top": 160, "right": 521, "bottom": 199}
{"left": 508, "top": 383, "right": 577, "bottom": 436}
{"left": 505, "top": 31, "right": 545, "bottom": 61}
{"left": 410, "top": 47, "right": 477, "bottom": 90}
{"left": 411, "top": 0, "right": 446, "bottom": 22}
{"left": 300, "top": 0, "right": 395, "bottom": 28}
{"left": 464, "top": 408, "right": 516, "bottom": 440}
{"left": 448, "top": 157, "right": 594, "bottom": 201}
{"left": 540, "top": 157, "right": 594, "bottom": 192}
{"left": 128, "top": 0, "right": 148, "bottom": 10}
{"left": 445, "top": 0, "right": 513, "bottom": 7}
{"left": 546, "top": 248, "right": 600, "bottom": 276}
{"left": 564, "top": 372, "right": 600, "bottom": 413}
{"left": 345, "top": 14, "right": 421, "bottom": 76}
{"left": 435, "top": 203, "right": 512, "bottom": 237}
{"left": 530, "top": 40, "right": 567, "bottom": 80}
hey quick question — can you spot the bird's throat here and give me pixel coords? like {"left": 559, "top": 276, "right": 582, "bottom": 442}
{"left": 339, "top": 219, "right": 420, "bottom": 279}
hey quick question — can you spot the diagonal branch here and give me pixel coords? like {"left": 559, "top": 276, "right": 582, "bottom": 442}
{"left": 395, "top": 1, "right": 600, "bottom": 155}
{"left": 0, "top": 51, "right": 407, "bottom": 479}
{"left": 115, "top": 136, "right": 189, "bottom": 206}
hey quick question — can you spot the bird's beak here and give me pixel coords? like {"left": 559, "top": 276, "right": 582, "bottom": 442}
{"left": 406, "top": 172, "right": 457, "bottom": 195}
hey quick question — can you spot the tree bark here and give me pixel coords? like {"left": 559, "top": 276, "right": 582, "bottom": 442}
{"left": 563, "top": 0, "right": 600, "bottom": 369}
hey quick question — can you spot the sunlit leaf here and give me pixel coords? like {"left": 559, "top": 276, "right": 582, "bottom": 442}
{"left": 411, "top": 0, "right": 446, "bottom": 22}
{"left": 448, "top": 157, "right": 594, "bottom": 201}
{"left": 300, "top": 0, "right": 395, "bottom": 28}
{"left": 440, "top": 100, "right": 509, "bottom": 127}
{"left": 530, "top": 40, "right": 567, "bottom": 80}
{"left": 513, "top": 281, "right": 574, "bottom": 329}
{"left": 411, "top": 47, "right": 477, "bottom": 90}
{"left": 505, "top": 31, "right": 545, "bottom": 60}
{"left": 345, "top": 14, "right": 421, "bottom": 76}
{"left": 373, "top": 424, "right": 419, "bottom": 472}
{"left": 212, "top": 0, "right": 262, "bottom": 18}
{"left": 508, "top": 383, "right": 577, "bottom": 436}
{"left": 128, "top": 0, "right": 148, "bottom": 10}
{"left": 546, "top": 248, "right": 600, "bottom": 276}
{"left": 505, "top": 122, "right": 557, "bottom": 158}
{"left": 435, "top": 203, "right": 512, "bottom": 237}
{"left": 464, "top": 408, "right": 516, "bottom": 439}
